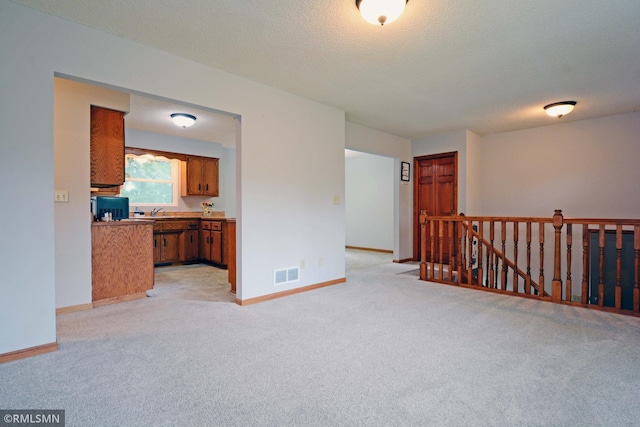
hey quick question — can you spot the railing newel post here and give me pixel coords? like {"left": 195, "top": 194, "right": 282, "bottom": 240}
{"left": 513, "top": 221, "right": 519, "bottom": 293}
{"left": 634, "top": 225, "right": 640, "bottom": 313}
{"left": 419, "top": 210, "right": 427, "bottom": 281}
{"left": 526, "top": 222, "right": 532, "bottom": 295}
{"left": 552, "top": 209, "right": 564, "bottom": 302}
{"left": 566, "top": 223, "right": 573, "bottom": 303}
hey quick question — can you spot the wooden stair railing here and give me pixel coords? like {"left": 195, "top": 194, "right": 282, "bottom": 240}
{"left": 459, "top": 220, "right": 549, "bottom": 297}
{"left": 419, "top": 210, "right": 640, "bottom": 317}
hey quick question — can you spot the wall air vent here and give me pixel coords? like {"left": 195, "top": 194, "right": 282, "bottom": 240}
{"left": 274, "top": 267, "right": 300, "bottom": 286}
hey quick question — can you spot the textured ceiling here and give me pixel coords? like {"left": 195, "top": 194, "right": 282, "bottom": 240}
{"left": 14, "top": 0, "right": 640, "bottom": 139}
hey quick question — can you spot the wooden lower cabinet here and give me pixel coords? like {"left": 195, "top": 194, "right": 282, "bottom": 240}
{"left": 152, "top": 218, "right": 229, "bottom": 267}
{"left": 153, "top": 219, "right": 200, "bottom": 265}
{"left": 201, "top": 219, "right": 227, "bottom": 267}
{"left": 201, "top": 229, "right": 222, "bottom": 264}
{"left": 183, "top": 229, "right": 200, "bottom": 261}
{"left": 154, "top": 232, "right": 180, "bottom": 264}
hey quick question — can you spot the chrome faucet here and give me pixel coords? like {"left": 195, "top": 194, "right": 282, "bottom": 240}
{"left": 151, "top": 207, "right": 165, "bottom": 217}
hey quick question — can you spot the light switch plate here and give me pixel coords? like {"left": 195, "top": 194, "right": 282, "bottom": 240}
{"left": 54, "top": 190, "right": 69, "bottom": 202}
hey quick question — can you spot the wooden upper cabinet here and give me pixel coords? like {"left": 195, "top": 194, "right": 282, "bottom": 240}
{"left": 186, "top": 156, "right": 204, "bottom": 195}
{"left": 202, "top": 157, "right": 219, "bottom": 196}
{"left": 183, "top": 155, "right": 219, "bottom": 196}
{"left": 90, "top": 106, "right": 125, "bottom": 188}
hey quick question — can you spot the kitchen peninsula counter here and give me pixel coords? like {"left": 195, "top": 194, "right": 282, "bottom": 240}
{"left": 91, "top": 219, "right": 154, "bottom": 305}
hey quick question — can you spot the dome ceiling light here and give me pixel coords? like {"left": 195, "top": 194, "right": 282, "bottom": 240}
{"left": 356, "top": 0, "right": 408, "bottom": 26}
{"left": 170, "top": 113, "right": 197, "bottom": 128}
{"left": 544, "top": 101, "right": 577, "bottom": 119}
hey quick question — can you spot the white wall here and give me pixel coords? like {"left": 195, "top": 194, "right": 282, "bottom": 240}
{"left": 346, "top": 153, "right": 394, "bottom": 251}
{"left": 54, "top": 78, "right": 130, "bottom": 309}
{"left": 465, "top": 131, "right": 482, "bottom": 215}
{"left": 0, "top": 1, "right": 345, "bottom": 354}
{"left": 345, "top": 122, "right": 412, "bottom": 261}
{"left": 219, "top": 147, "right": 237, "bottom": 218}
{"left": 412, "top": 129, "right": 469, "bottom": 214}
{"left": 479, "top": 112, "right": 640, "bottom": 218}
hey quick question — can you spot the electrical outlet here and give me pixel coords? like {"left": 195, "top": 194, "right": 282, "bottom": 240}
{"left": 318, "top": 257, "right": 323, "bottom": 267}
{"left": 54, "top": 190, "right": 69, "bottom": 203}
{"left": 187, "top": 203, "right": 193, "bottom": 209}
{"left": 300, "top": 259, "right": 305, "bottom": 269}
{"left": 333, "top": 195, "right": 340, "bottom": 205}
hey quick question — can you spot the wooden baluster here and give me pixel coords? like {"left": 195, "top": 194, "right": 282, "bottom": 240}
{"left": 539, "top": 223, "right": 545, "bottom": 297}
{"left": 478, "top": 220, "right": 484, "bottom": 287}
{"left": 462, "top": 222, "right": 467, "bottom": 281}
{"left": 582, "top": 224, "right": 590, "bottom": 305}
{"left": 489, "top": 221, "right": 495, "bottom": 288}
{"left": 634, "top": 225, "right": 640, "bottom": 313}
{"left": 566, "top": 224, "right": 573, "bottom": 303}
{"left": 526, "top": 222, "right": 532, "bottom": 295}
{"left": 598, "top": 225, "right": 605, "bottom": 307}
{"left": 551, "top": 209, "right": 563, "bottom": 302}
{"left": 429, "top": 219, "right": 436, "bottom": 280}
{"left": 419, "top": 212, "right": 427, "bottom": 281}
{"left": 501, "top": 221, "right": 507, "bottom": 291}
{"left": 513, "top": 221, "right": 519, "bottom": 293}
{"left": 615, "top": 225, "right": 622, "bottom": 310}
{"left": 458, "top": 220, "right": 464, "bottom": 284}
{"left": 494, "top": 223, "right": 500, "bottom": 288}
{"left": 448, "top": 220, "right": 454, "bottom": 282}
{"left": 438, "top": 220, "right": 444, "bottom": 281}
{"left": 468, "top": 221, "right": 474, "bottom": 285}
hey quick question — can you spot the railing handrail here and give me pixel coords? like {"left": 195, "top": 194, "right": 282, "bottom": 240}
{"left": 565, "top": 218, "right": 640, "bottom": 226}
{"left": 420, "top": 214, "right": 640, "bottom": 227}
{"left": 420, "top": 214, "right": 551, "bottom": 223}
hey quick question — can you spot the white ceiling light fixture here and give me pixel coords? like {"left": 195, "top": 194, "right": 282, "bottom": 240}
{"left": 356, "top": 0, "right": 408, "bottom": 26}
{"left": 544, "top": 101, "right": 577, "bottom": 119}
{"left": 170, "top": 113, "right": 196, "bottom": 128}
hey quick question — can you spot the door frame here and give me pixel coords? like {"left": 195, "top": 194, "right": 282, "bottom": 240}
{"left": 413, "top": 151, "right": 458, "bottom": 261}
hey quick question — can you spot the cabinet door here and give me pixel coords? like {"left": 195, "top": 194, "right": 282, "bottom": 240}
{"left": 202, "top": 158, "right": 219, "bottom": 196}
{"left": 161, "top": 233, "right": 180, "bottom": 262}
{"left": 153, "top": 235, "right": 162, "bottom": 264}
{"left": 90, "top": 106, "right": 125, "bottom": 187}
{"left": 200, "top": 230, "right": 211, "bottom": 261}
{"left": 186, "top": 157, "right": 204, "bottom": 195}
{"left": 211, "top": 230, "right": 223, "bottom": 264}
{"left": 185, "top": 230, "right": 200, "bottom": 260}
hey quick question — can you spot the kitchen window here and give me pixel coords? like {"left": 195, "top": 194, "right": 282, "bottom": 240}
{"left": 120, "top": 154, "right": 179, "bottom": 205}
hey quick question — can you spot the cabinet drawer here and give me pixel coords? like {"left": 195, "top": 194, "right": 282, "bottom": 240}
{"left": 162, "top": 221, "right": 190, "bottom": 231}
{"left": 202, "top": 221, "right": 222, "bottom": 231}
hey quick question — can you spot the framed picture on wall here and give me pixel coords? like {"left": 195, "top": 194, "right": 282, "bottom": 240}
{"left": 401, "top": 161, "right": 410, "bottom": 182}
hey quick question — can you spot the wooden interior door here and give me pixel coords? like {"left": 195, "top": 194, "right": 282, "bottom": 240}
{"left": 413, "top": 152, "right": 458, "bottom": 262}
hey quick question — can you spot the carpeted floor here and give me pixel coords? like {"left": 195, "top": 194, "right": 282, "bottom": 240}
{"left": 1, "top": 250, "right": 640, "bottom": 426}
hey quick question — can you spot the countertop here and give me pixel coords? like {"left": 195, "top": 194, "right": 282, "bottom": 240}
{"left": 92, "top": 219, "right": 154, "bottom": 227}
{"left": 92, "top": 215, "right": 235, "bottom": 226}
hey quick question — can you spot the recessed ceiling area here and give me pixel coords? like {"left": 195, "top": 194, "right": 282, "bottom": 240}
{"left": 17, "top": 0, "right": 640, "bottom": 138}
{"left": 125, "top": 94, "right": 238, "bottom": 148}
